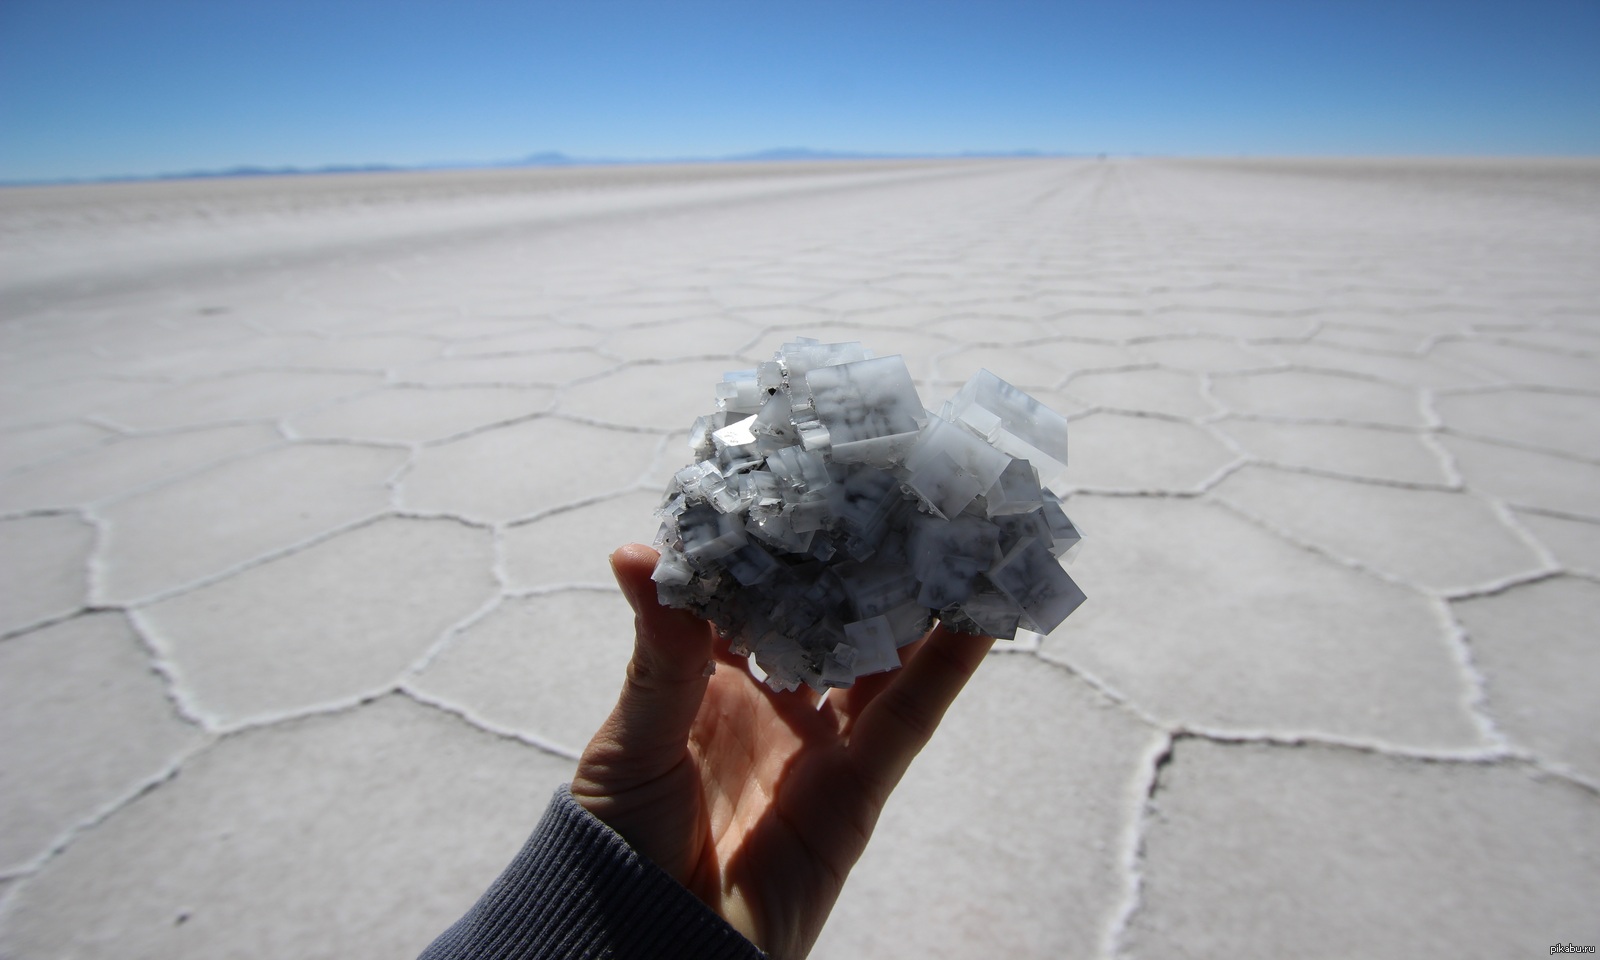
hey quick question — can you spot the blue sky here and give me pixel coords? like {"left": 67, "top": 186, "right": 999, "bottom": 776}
{"left": 1, "top": 0, "right": 1596, "bottom": 182}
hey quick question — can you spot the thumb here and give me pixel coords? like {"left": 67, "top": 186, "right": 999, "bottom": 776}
{"left": 590, "top": 543, "right": 715, "bottom": 767}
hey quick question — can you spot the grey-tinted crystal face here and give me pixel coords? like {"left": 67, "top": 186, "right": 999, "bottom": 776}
{"left": 804, "top": 355, "right": 927, "bottom": 465}
{"left": 948, "top": 368, "right": 1071, "bottom": 482}
{"left": 653, "top": 338, "right": 1085, "bottom": 693}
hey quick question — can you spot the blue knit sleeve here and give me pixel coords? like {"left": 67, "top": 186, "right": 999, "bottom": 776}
{"left": 419, "top": 785, "right": 766, "bottom": 960}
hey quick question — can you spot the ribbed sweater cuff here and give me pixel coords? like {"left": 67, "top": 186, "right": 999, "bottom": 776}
{"left": 420, "top": 785, "right": 766, "bottom": 960}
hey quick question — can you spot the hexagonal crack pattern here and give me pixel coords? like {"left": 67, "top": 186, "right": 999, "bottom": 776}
{"left": 3, "top": 158, "right": 1597, "bottom": 960}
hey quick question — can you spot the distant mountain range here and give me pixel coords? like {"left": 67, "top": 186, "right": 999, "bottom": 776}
{"left": 515, "top": 147, "right": 1058, "bottom": 165}
{"left": 2, "top": 148, "right": 1064, "bottom": 187}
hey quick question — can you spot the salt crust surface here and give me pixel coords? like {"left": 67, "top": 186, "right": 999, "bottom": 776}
{"left": 652, "top": 338, "right": 1084, "bottom": 692}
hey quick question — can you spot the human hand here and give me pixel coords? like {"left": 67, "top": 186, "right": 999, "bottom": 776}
{"left": 571, "top": 543, "right": 995, "bottom": 960}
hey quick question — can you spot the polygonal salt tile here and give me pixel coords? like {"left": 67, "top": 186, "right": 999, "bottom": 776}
{"left": 0, "top": 697, "right": 572, "bottom": 959}
{"left": 1165, "top": 287, "right": 1319, "bottom": 313}
{"left": 1264, "top": 342, "right": 1488, "bottom": 390}
{"left": 1453, "top": 577, "right": 1600, "bottom": 782}
{"left": 0, "top": 377, "right": 163, "bottom": 431}
{"left": 1209, "top": 369, "right": 1425, "bottom": 427}
{"left": 414, "top": 316, "right": 538, "bottom": 340}
{"left": 1211, "top": 419, "right": 1450, "bottom": 485}
{"left": 1497, "top": 329, "right": 1600, "bottom": 356}
{"left": 814, "top": 656, "right": 1161, "bottom": 959}
{"left": 1023, "top": 339, "right": 1147, "bottom": 375}
{"left": 1151, "top": 308, "right": 1317, "bottom": 341}
{"left": 556, "top": 358, "right": 745, "bottom": 431}
{"left": 559, "top": 302, "right": 701, "bottom": 330}
{"left": 0, "top": 422, "right": 113, "bottom": 473}
{"left": 502, "top": 491, "right": 662, "bottom": 589}
{"left": 1064, "top": 368, "right": 1218, "bottom": 419}
{"left": 931, "top": 345, "right": 1065, "bottom": 391}
{"left": 1134, "top": 336, "right": 1278, "bottom": 373}
{"left": 322, "top": 306, "right": 447, "bottom": 336}
{"left": 138, "top": 517, "right": 495, "bottom": 727}
{"left": 288, "top": 386, "right": 553, "bottom": 444}
{"left": 599, "top": 316, "right": 759, "bottom": 362}
{"left": 111, "top": 334, "right": 324, "bottom": 380}
{"left": 108, "top": 371, "right": 385, "bottom": 431}
{"left": 872, "top": 273, "right": 964, "bottom": 295}
{"left": 395, "top": 350, "right": 618, "bottom": 387}
{"left": 1431, "top": 338, "right": 1600, "bottom": 391}
{"left": 410, "top": 589, "right": 635, "bottom": 755}
{"left": 833, "top": 301, "right": 953, "bottom": 331}
{"left": 640, "top": 430, "right": 694, "bottom": 488}
{"left": 0, "top": 424, "right": 282, "bottom": 512}
{"left": 709, "top": 283, "right": 808, "bottom": 310}
{"left": 292, "top": 336, "right": 444, "bottom": 369}
{"left": 1313, "top": 322, "right": 1431, "bottom": 352}
{"left": 0, "top": 614, "right": 202, "bottom": 874}
{"left": 404, "top": 417, "right": 660, "bottom": 523}
{"left": 1037, "top": 313, "right": 1178, "bottom": 341}
{"left": 1126, "top": 741, "right": 1600, "bottom": 958}
{"left": 809, "top": 287, "right": 912, "bottom": 313}
{"left": 926, "top": 315, "right": 1054, "bottom": 344}
{"left": 1513, "top": 511, "right": 1600, "bottom": 575}
{"left": 1063, "top": 413, "right": 1237, "bottom": 492}
{"left": 95, "top": 443, "right": 404, "bottom": 604}
{"left": 1212, "top": 466, "right": 1544, "bottom": 593}
{"left": 593, "top": 289, "right": 720, "bottom": 311}
{"left": 1440, "top": 434, "right": 1600, "bottom": 520}
{"left": 725, "top": 306, "right": 835, "bottom": 342}
{"left": 1435, "top": 388, "right": 1600, "bottom": 460}
{"left": 442, "top": 325, "right": 604, "bottom": 356}
{"left": 0, "top": 348, "right": 113, "bottom": 387}
{"left": 1041, "top": 497, "right": 1484, "bottom": 749}
{"left": 0, "top": 514, "right": 95, "bottom": 635}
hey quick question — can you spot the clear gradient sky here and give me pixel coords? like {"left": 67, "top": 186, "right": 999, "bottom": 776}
{"left": 1, "top": 0, "right": 1597, "bottom": 182}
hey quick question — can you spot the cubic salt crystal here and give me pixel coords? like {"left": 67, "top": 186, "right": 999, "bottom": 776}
{"left": 1040, "top": 492, "right": 1083, "bottom": 560}
{"left": 652, "top": 342, "right": 1086, "bottom": 691}
{"left": 985, "top": 458, "right": 1045, "bottom": 517}
{"left": 843, "top": 616, "right": 902, "bottom": 676}
{"left": 947, "top": 369, "right": 1071, "bottom": 483}
{"left": 678, "top": 503, "right": 746, "bottom": 562}
{"left": 804, "top": 355, "right": 926, "bottom": 465}
{"left": 717, "top": 371, "right": 766, "bottom": 414}
{"left": 903, "top": 416, "right": 1012, "bottom": 519}
{"left": 753, "top": 392, "right": 795, "bottom": 442}
{"left": 988, "top": 536, "right": 1086, "bottom": 633}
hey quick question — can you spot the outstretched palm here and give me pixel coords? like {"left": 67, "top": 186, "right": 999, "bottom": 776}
{"left": 572, "top": 544, "right": 994, "bottom": 960}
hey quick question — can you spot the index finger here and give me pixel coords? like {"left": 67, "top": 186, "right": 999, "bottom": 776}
{"left": 844, "top": 624, "right": 995, "bottom": 803}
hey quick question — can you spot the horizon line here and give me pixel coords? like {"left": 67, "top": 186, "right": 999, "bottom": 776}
{"left": 6, "top": 148, "right": 1599, "bottom": 189}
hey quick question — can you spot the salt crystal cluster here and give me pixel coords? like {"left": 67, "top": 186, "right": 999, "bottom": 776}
{"left": 653, "top": 338, "right": 1084, "bottom": 693}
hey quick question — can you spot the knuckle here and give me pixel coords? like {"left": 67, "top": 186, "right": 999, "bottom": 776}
{"left": 843, "top": 759, "right": 892, "bottom": 813}
{"left": 881, "top": 687, "right": 939, "bottom": 749}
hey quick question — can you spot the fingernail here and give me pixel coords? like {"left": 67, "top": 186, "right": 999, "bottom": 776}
{"left": 611, "top": 556, "right": 644, "bottom": 613}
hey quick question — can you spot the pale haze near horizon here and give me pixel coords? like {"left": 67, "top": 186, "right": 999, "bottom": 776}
{"left": 1, "top": 0, "right": 1597, "bottom": 183}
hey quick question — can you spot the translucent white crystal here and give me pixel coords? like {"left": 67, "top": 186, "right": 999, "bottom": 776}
{"left": 843, "top": 616, "right": 902, "bottom": 676}
{"left": 803, "top": 355, "right": 926, "bottom": 465}
{"left": 988, "top": 536, "right": 1086, "bottom": 633}
{"left": 652, "top": 341, "right": 1086, "bottom": 691}
{"left": 985, "top": 458, "right": 1045, "bottom": 517}
{"left": 903, "top": 416, "right": 1012, "bottom": 519}
{"left": 947, "top": 368, "right": 1071, "bottom": 483}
